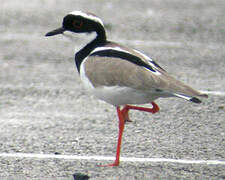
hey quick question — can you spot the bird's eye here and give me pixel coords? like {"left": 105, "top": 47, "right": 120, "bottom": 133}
{"left": 73, "top": 20, "right": 83, "bottom": 28}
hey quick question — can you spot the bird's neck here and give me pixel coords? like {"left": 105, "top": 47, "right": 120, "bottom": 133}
{"left": 75, "top": 29, "right": 106, "bottom": 73}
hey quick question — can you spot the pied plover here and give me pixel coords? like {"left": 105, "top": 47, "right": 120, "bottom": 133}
{"left": 46, "top": 11, "right": 208, "bottom": 167}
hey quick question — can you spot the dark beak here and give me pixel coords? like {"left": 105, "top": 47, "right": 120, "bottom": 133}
{"left": 45, "top": 27, "right": 65, "bottom": 36}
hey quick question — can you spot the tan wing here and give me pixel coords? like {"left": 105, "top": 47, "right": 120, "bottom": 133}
{"left": 84, "top": 55, "right": 207, "bottom": 99}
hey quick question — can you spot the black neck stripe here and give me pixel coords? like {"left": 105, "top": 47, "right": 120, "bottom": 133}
{"left": 90, "top": 49, "right": 156, "bottom": 72}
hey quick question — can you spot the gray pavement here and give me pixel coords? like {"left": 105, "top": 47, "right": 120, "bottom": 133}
{"left": 0, "top": 0, "right": 225, "bottom": 179}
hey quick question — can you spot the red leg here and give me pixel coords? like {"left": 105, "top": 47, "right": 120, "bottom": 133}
{"left": 98, "top": 102, "right": 159, "bottom": 167}
{"left": 125, "top": 102, "right": 159, "bottom": 114}
{"left": 98, "top": 106, "right": 125, "bottom": 167}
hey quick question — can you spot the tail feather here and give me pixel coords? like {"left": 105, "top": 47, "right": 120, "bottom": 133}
{"left": 173, "top": 93, "right": 207, "bottom": 104}
{"left": 190, "top": 97, "right": 202, "bottom": 103}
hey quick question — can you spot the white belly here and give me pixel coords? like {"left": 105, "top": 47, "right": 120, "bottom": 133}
{"left": 91, "top": 86, "right": 158, "bottom": 105}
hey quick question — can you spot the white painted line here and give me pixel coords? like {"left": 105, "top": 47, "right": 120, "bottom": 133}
{"left": 0, "top": 153, "right": 224, "bottom": 165}
{"left": 200, "top": 90, "right": 225, "bottom": 96}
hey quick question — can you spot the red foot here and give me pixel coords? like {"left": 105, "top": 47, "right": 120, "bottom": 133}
{"left": 121, "top": 102, "right": 159, "bottom": 123}
{"left": 121, "top": 105, "right": 132, "bottom": 122}
{"left": 97, "top": 160, "right": 120, "bottom": 167}
{"left": 125, "top": 102, "right": 159, "bottom": 114}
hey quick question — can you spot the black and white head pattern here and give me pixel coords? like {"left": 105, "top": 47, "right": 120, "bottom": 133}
{"left": 69, "top": 11, "right": 104, "bottom": 27}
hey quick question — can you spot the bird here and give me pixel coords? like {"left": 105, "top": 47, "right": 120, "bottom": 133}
{"left": 45, "top": 10, "right": 208, "bottom": 167}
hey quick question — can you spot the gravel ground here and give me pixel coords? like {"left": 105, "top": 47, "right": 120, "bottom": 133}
{"left": 0, "top": 0, "right": 225, "bottom": 179}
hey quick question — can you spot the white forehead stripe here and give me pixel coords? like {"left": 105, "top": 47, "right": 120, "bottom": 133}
{"left": 69, "top": 11, "right": 104, "bottom": 27}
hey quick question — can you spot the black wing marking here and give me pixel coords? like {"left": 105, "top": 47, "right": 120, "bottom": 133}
{"left": 149, "top": 60, "right": 165, "bottom": 71}
{"left": 90, "top": 49, "right": 157, "bottom": 73}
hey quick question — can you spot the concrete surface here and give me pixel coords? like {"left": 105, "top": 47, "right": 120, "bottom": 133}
{"left": 0, "top": 0, "right": 225, "bottom": 179}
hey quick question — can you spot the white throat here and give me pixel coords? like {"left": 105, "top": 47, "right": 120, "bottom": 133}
{"left": 62, "top": 31, "right": 97, "bottom": 54}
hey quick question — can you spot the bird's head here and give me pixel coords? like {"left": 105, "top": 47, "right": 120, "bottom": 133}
{"left": 45, "top": 11, "right": 105, "bottom": 37}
